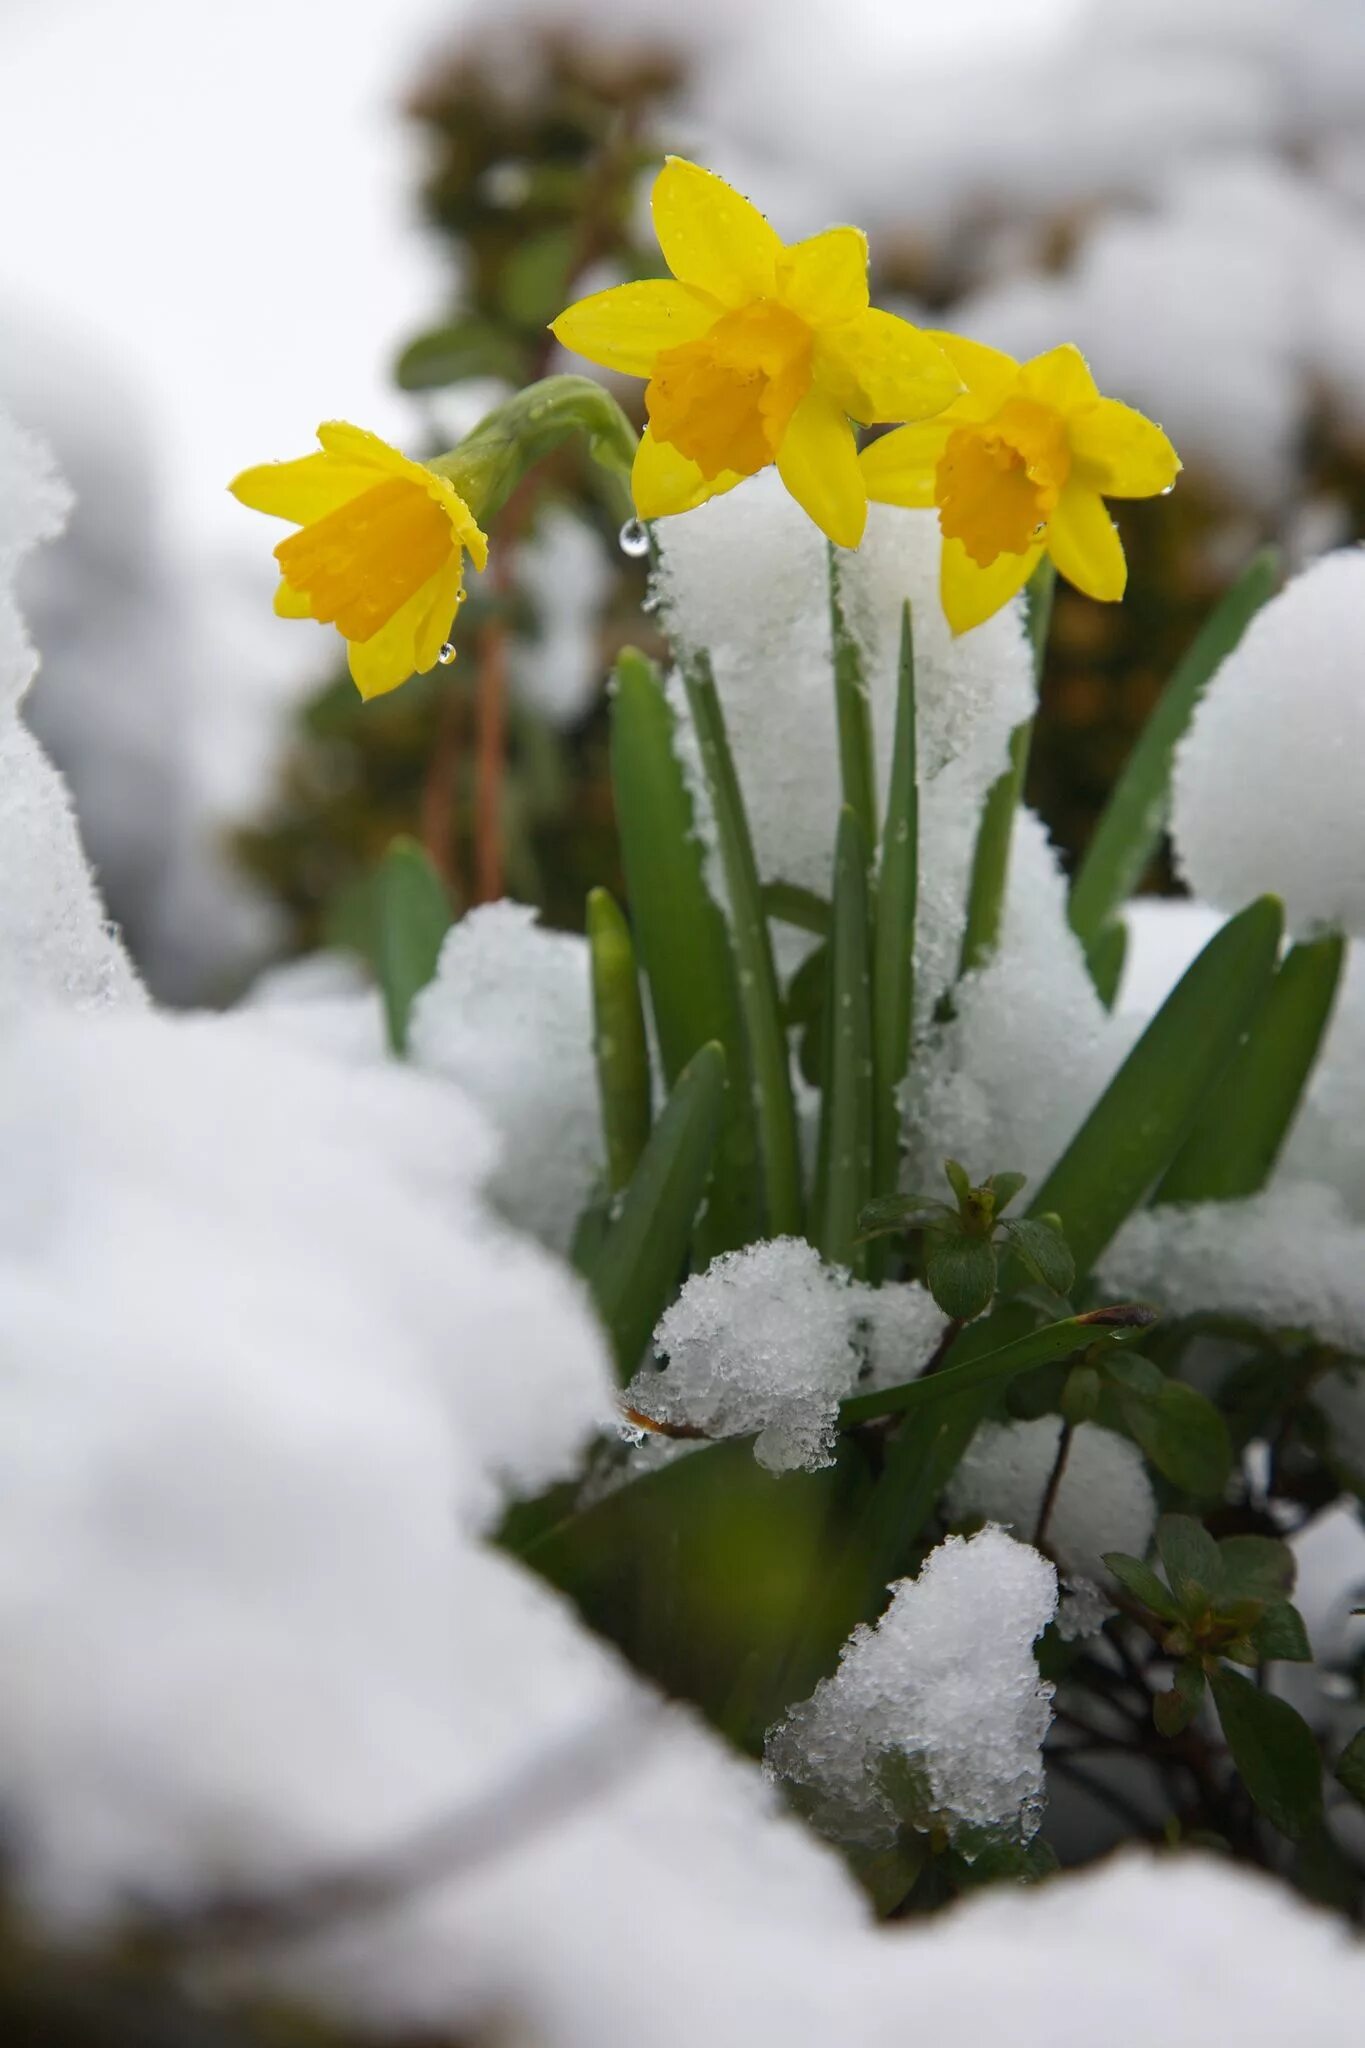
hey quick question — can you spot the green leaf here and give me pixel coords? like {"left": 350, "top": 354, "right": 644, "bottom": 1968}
{"left": 841, "top": 1303, "right": 1158, "bottom": 1427}
{"left": 682, "top": 653, "right": 803, "bottom": 1236}
{"left": 958, "top": 719, "right": 1032, "bottom": 976}
{"left": 827, "top": 547, "right": 877, "bottom": 847}
{"left": 925, "top": 1230, "right": 997, "bottom": 1320}
{"left": 943, "top": 1158, "right": 972, "bottom": 1207}
{"left": 856, "top": 1192, "right": 955, "bottom": 1240}
{"left": 1068, "top": 549, "right": 1280, "bottom": 959}
{"left": 872, "top": 601, "right": 919, "bottom": 1207}
{"left": 984, "top": 1170, "right": 1028, "bottom": 1213}
{"left": 1156, "top": 1514, "right": 1224, "bottom": 1606}
{"left": 394, "top": 316, "right": 528, "bottom": 391}
{"left": 1025, "top": 898, "right": 1284, "bottom": 1277}
{"left": 1209, "top": 1662, "right": 1323, "bottom": 1840}
{"left": 609, "top": 647, "right": 760, "bottom": 1257}
{"left": 586, "top": 888, "right": 652, "bottom": 1193}
{"left": 1104, "top": 1352, "right": 1165, "bottom": 1398}
{"left": 1155, "top": 932, "right": 1345, "bottom": 1204}
{"left": 499, "top": 223, "right": 577, "bottom": 327}
{"left": 374, "top": 836, "right": 453, "bottom": 1055}
{"left": 585, "top": 1043, "right": 726, "bottom": 1381}
{"left": 1248, "top": 1602, "right": 1313, "bottom": 1665}
{"left": 813, "top": 807, "right": 875, "bottom": 1274}
{"left": 1334, "top": 1726, "right": 1365, "bottom": 1807}
{"left": 761, "top": 879, "right": 830, "bottom": 935}
{"left": 1154, "top": 1659, "right": 1206, "bottom": 1736}
{"left": 1001, "top": 1216, "right": 1075, "bottom": 1297}
{"left": 1103, "top": 1551, "right": 1182, "bottom": 1621}
{"left": 1116, "top": 1379, "right": 1233, "bottom": 1500}
{"left": 1085, "top": 917, "right": 1129, "bottom": 1011}
{"left": 1217, "top": 1535, "right": 1297, "bottom": 1603}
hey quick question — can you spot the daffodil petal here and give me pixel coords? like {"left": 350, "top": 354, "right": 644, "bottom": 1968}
{"left": 816, "top": 309, "right": 961, "bottom": 426}
{"left": 273, "top": 577, "right": 314, "bottom": 619}
{"left": 925, "top": 331, "right": 1021, "bottom": 418}
{"left": 1068, "top": 399, "right": 1181, "bottom": 499}
{"left": 316, "top": 421, "right": 412, "bottom": 472}
{"left": 1020, "top": 343, "right": 1100, "bottom": 414}
{"left": 940, "top": 537, "right": 1042, "bottom": 635}
{"left": 345, "top": 576, "right": 441, "bottom": 701}
{"left": 775, "top": 389, "right": 867, "bottom": 550}
{"left": 414, "top": 553, "right": 467, "bottom": 674}
{"left": 549, "top": 278, "right": 723, "bottom": 376}
{"left": 651, "top": 155, "right": 781, "bottom": 308}
{"left": 859, "top": 419, "right": 955, "bottom": 507}
{"left": 776, "top": 225, "right": 869, "bottom": 325}
{"left": 632, "top": 427, "right": 742, "bottom": 520}
{"left": 230, "top": 452, "right": 378, "bottom": 524}
{"left": 1047, "top": 483, "right": 1127, "bottom": 602}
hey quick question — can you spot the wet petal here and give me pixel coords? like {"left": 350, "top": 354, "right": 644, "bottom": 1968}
{"left": 817, "top": 309, "right": 961, "bottom": 425}
{"left": 632, "top": 427, "right": 742, "bottom": 519}
{"left": 1068, "top": 399, "right": 1181, "bottom": 498}
{"left": 925, "top": 331, "right": 1021, "bottom": 418}
{"left": 1020, "top": 343, "right": 1100, "bottom": 415}
{"left": 1047, "top": 483, "right": 1127, "bottom": 602}
{"left": 273, "top": 577, "right": 314, "bottom": 619}
{"left": 776, "top": 226, "right": 869, "bottom": 326}
{"left": 860, "top": 418, "right": 956, "bottom": 507}
{"left": 940, "top": 537, "right": 1042, "bottom": 635}
{"left": 550, "top": 278, "right": 723, "bottom": 376}
{"left": 345, "top": 578, "right": 438, "bottom": 701}
{"left": 775, "top": 389, "right": 867, "bottom": 549}
{"left": 230, "top": 451, "right": 377, "bottom": 524}
{"left": 652, "top": 156, "right": 781, "bottom": 307}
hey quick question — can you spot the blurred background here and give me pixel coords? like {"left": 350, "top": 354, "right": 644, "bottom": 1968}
{"left": 5, "top": 0, "right": 1365, "bottom": 1005}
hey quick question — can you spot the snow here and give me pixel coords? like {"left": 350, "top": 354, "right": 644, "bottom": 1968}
{"left": 630, "top": 1240, "right": 946, "bottom": 1472}
{"left": 766, "top": 1526, "right": 1057, "bottom": 1855}
{"left": 946, "top": 1420, "right": 1157, "bottom": 1635}
{"left": 1283, "top": 945, "right": 1365, "bottom": 1219}
{"left": 0, "top": 405, "right": 144, "bottom": 1019}
{"left": 512, "top": 505, "right": 614, "bottom": 728}
{"left": 905, "top": 808, "right": 1140, "bottom": 1191}
{"left": 1171, "top": 550, "right": 1365, "bottom": 936}
{"left": 655, "top": 479, "right": 1036, "bottom": 1032}
{"left": 410, "top": 901, "right": 604, "bottom": 1255}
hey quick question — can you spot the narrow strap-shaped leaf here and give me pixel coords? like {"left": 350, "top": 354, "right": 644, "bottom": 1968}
{"left": 761, "top": 880, "right": 830, "bottom": 936}
{"left": 585, "top": 1042, "right": 726, "bottom": 1382}
{"left": 872, "top": 601, "right": 918, "bottom": 1204}
{"left": 813, "top": 807, "right": 874, "bottom": 1274}
{"left": 1025, "top": 896, "right": 1283, "bottom": 1276}
{"left": 827, "top": 545, "right": 878, "bottom": 849}
{"left": 840, "top": 1302, "right": 1156, "bottom": 1427}
{"left": 609, "top": 647, "right": 760, "bottom": 1255}
{"left": 375, "top": 836, "right": 454, "bottom": 1055}
{"left": 1068, "top": 548, "right": 1280, "bottom": 964}
{"left": 1086, "top": 916, "right": 1128, "bottom": 1012}
{"left": 682, "top": 653, "right": 803, "bottom": 1236}
{"left": 1154, "top": 931, "right": 1345, "bottom": 1205}
{"left": 957, "top": 557, "right": 1056, "bottom": 975}
{"left": 586, "top": 887, "right": 652, "bottom": 1194}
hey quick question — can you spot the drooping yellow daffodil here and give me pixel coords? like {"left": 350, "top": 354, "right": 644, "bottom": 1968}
{"left": 860, "top": 336, "right": 1181, "bottom": 634}
{"left": 550, "top": 156, "right": 961, "bottom": 550}
{"left": 230, "top": 423, "right": 488, "bottom": 699}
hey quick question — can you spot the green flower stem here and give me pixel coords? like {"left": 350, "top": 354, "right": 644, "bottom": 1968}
{"left": 436, "top": 375, "right": 637, "bottom": 528}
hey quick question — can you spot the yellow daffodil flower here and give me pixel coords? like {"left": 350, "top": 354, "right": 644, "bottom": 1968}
{"left": 230, "top": 423, "right": 488, "bottom": 699}
{"left": 860, "top": 336, "right": 1180, "bottom": 634}
{"left": 550, "top": 156, "right": 961, "bottom": 550}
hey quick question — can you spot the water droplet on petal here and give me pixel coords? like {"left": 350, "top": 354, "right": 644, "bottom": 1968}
{"left": 437, "top": 642, "right": 457, "bottom": 666}
{"left": 1160, "top": 481, "right": 1176, "bottom": 496}
{"left": 619, "top": 518, "right": 650, "bottom": 559}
